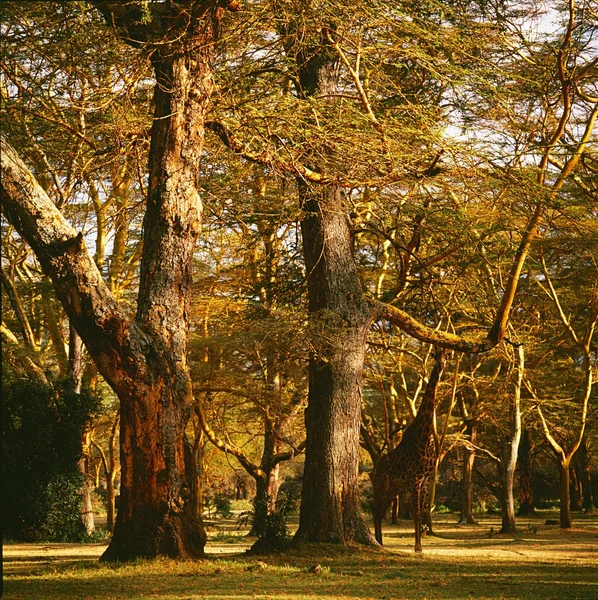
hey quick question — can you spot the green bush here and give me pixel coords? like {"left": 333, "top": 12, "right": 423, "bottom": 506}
{"left": 2, "top": 373, "right": 100, "bottom": 542}
{"left": 37, "top": 474, "right": 87, "bottom": 542}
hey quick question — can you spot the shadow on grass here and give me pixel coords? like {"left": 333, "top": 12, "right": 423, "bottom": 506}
{"left": 4, "top": 548, "right": 598, "bottom": 600}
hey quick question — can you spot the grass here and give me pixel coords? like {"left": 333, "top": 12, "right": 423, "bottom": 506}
{"left": 3, "top": 512, "right": 597, "bottom": 599}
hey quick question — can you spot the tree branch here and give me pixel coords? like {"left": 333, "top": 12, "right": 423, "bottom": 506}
{"left": 194, "top": 395, "right": 263, "bottom": 480}
{"left": 0, "top": 135, "right": 145, "bottom": 394}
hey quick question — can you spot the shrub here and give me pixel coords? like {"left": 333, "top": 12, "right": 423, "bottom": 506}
{"left": 2, "top": 373, "right": 100, "bottom": 542}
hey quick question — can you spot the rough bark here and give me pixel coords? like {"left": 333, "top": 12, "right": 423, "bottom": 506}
{"left": 281, "top": 19, "right": 377, "bottom": 547}
{"left": 292, "top": 178, "right": 377, "bottom": 546}
{"left": 103, "top": 8, "right": 218, "bottom": 558}
{"left": 0, "top": 0, "right": 236, "bottom": 559}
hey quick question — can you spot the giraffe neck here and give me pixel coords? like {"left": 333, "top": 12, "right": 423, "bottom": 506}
{"left": 412, "top": 349, "right": 447, "bottom": 435}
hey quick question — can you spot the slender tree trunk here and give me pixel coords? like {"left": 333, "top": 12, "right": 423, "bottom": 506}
{"left": 106, "top": 414, "right": 119, "bottom": 534}
{"left": 391, "top": 496, "right": 399, "bottom": 525}
{"left": 518, "top": 427, "right": 535, "bottom": 516}
{"left": 0, "top": 267, "right": 38, "bottom": 350}
{"left": 425, "top": 453, "right": 444, "bottom": 534}
{"left": 399, "top": 488, "right": 412, "bottom": 519}
{"left": 184, "top": 425, "right": 204, "bottom": 523}
{"left": 251, "top": 419, "right": 281, "bottom": 539}
{"left": 70, "top": 324, "right": 95, "bottom": 536}
{"left": 558, "top": 460, "right": 573, "bottom": 529}
{"left": 459, "top": 421, "right": 478, "bottom": 524}
{"left": 578, "top": 439, "right": 595, "bottom": 513}
{"left": 40, "top": 278, "right": 68, "bottom": 377}
{"left": 499, "top": 344, "right": 523, "bottom": 534}
{"left": 570, "top": 464, "right": 583, "bottom": 511}
{"left": 499, "top": 462, "right": 517, "bottom": 533}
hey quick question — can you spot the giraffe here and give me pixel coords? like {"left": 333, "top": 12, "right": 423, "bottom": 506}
{"left": 370, "top": 347, "right": 447, "bottom": 552}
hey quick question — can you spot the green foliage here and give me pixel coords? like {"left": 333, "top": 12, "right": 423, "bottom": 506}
{"left": 204, "top": 492, "right": 233, "bottom": 519}
{"left": 2, "top": 372, "right": 101, "bottom": 542}
{"left": 251, "top": 490, "right": 300, "bottom": 552}
{"left": 36, "top": 473, "right": 87, "bottom": 542}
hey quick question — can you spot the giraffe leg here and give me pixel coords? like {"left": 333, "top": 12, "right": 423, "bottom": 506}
{"left": 412, "top": 484, "right": 423, "bottom": 553}
{"left": 372, "top": 494, "right": 386, "bottom": 545}
{"left": 372, "top": 487, "right": 396, "bottom": 546}
{"left": 374, "top": 511, "right": 383, "bottom": 546}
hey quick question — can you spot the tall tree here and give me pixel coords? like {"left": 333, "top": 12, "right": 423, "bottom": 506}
{"left": 208, "top": 0, "right": 564, "bottom": 545}
{"left": 1, "top": 0, "right": 239, "bottom": 560}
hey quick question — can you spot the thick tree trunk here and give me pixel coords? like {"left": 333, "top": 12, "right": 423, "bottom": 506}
{"left": 251, "top": 468, "right": 281, "bottom": 539}
{"left": 103, "top": 33, "right": 215, "bottom": 558}
{"left": 294, "top": 185, "right": 376, "bottom": 546}
{"left": 558, "top": 460, "right": 573, "bottom": 529}
{"left": 518, "top": 427, "right": 535, "bottom": 516}
{"left": 0, "top": 0, "right": 233, "bottom": 560}
{"left": 287, "top": 31, "right": 375, "bottom": 546}
{"left": 459, "top": 421, "right": 477, "bottom": 524}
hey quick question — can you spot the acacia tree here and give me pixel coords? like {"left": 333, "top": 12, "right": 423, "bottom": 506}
{"left": 208, "top": 0, "right": 578, "bottom": 545}
{"left": 528, "top": 257, "right": 597, "bottom": 528}
{"left": 1, "top": 0, "right": 240, "bottom": 561}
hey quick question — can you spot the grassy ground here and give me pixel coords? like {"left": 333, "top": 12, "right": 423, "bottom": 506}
{"left": 3, "top": 512, "right": 597, "bottom": 599}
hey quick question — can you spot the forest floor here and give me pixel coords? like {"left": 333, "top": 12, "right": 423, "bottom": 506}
{"left": 3, "top": 512, "right": 597, "bottom": 599}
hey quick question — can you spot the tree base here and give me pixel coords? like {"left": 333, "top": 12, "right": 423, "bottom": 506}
{"left": 100, "top": 512, "right": 206, "bottom": 562}
{"left": 246, "top": 537, "right": 291, "bottom": 555}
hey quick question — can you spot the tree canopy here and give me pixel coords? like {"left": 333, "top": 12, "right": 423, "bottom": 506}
{"left": 1, "top": 0, "right": 596, "bottom": 559}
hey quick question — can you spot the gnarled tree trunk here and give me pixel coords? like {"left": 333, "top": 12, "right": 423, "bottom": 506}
{"left": 0, "top": 0, "right": 239, "bottom": 561}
